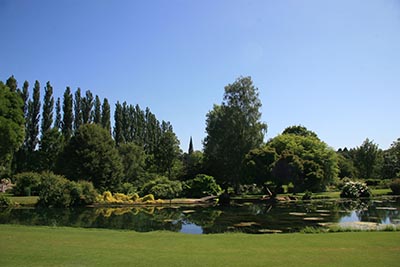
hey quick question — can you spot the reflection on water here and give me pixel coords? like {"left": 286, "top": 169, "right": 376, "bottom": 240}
{"left": 0, "top": 197, "right": 398, "bottom": 234}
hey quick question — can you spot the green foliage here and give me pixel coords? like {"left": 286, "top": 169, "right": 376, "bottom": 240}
{"left": 204, "top": 76, "right": 267, "bottom": 191}
{"left": 382, "top": 138, "right": 400, "bottom": 179}
{"left": 62, "top": 87, "right": 74, "bottom": 141}
{"left": 41, "top": 81, "right": 54, "bottom": 135}
{"left": 12, "top": 172, "right": 41, "bottom": 196}
{"left": 184, "top": 174, "right": 222, "bottom": 198}
{"left": 140, "top": 175, "right": 182, "bottom": 199}
{"left": 266, "top": 131, "right": 339, "bottom": 192}
{"left": 389, "top": 179, "right": 400, "bottom": 195}
{"left": 101, "top": 98, "right": 111, "bottom": 134}
{"left": 353, "top": 138, "right": 381, "bottom": 179}
{"left": 0, "top": 82, "right": 25, "bottom": 176}
{"left": 37, "top": 172, "right": 97, "bottom": 207}
{"left": 118, "top": 142, "right": 146, "bottom": 185}
{"left": 26, "top": 80, "right": 41, "bottom": 153}
{"left": 0, "top": 194, "right": 13, "bottom": 207}
{"left": 59, "top": 124, "right": 123, "bottom": 192}
{"left": 182, "top": 151, "right": 204, "bottom": 180}
{"left": 38, "top": 128, "right": 63, "bottom": 172}
{"left": 243, "top": 146, "right": 277, "bottom": 192}
{"left": 282, "top": 125, "right": 318, "bottom": 139}
{"left": 340, "top": 181, "right": 371, "bottom": 198}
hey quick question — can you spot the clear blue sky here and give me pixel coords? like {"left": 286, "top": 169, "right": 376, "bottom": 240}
{"left": 1, "top": 0, "right": 399, "bottom": 151}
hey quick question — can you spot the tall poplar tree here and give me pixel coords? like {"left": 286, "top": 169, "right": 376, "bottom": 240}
{"left": 26, "top": 80, "right": 41, "bottom": 153}
{"left": 41, "top": 81, "right": 54, "bottom": 135}
{"left": 101, "top": 98, "right": 111, "bottom": 134}
{"left": 54, "top": 97, "right": 61, "bottom": 130}
{"left": 113, "top": 102, "right": 124, "bottom": 146}
{"left": 93, "top": 95, "right": 101, "bottom": 124}
{"left": 74, "top": 88, "right": 82, "bottom": 131}
{"left": 81, "top": 90, "right": 93, "bottom": 124}
{"left": 62, "top": 87, "right": 74, "bottom": 141}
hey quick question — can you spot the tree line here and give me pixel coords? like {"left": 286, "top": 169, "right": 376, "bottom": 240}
{"left": 1, "top": 75, "right": 399, "bottom": 198}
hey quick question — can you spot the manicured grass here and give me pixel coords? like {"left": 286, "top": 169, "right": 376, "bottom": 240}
{"left": 0, "top": 193, "right": 39, "bottom": 206}
{"left": 0, "top": 225, "right": 399, "bottom": 267}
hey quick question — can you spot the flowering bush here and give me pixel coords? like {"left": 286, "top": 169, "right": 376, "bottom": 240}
{"left": 340, "top": 181, "right": 371, "bottom": 198}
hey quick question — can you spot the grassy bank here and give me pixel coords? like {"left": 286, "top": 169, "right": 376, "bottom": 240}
{"left": 0, "top": 225, "right": 399, "bottom": 267}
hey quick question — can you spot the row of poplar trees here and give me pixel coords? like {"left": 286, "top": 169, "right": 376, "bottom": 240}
{"left": 5, "top": 76, "right": 181, "bottom": 185}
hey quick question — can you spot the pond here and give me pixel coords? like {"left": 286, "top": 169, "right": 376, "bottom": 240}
{"left": 0, "top": 197, "right": 399, "bottom": 234}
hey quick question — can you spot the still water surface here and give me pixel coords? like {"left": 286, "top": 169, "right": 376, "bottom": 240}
{"left": 1, "top": 197, "right": 399, "bottom": 234}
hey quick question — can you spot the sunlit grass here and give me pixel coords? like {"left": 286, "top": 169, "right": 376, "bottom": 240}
{"left": 0, "top": 224, "right": 399, "bottom": 267}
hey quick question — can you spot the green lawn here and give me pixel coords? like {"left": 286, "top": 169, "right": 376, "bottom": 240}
{"left": 0, "top": 225, "right": 399, "bottom": 267}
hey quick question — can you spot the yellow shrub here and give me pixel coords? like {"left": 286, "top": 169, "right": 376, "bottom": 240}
{"left": 141, "top": 194, "right": 155, "bottom": 202}
{"left": 113, "top": 193, "right": 130, "bottom": 202}
{"left": 102, "top": 191, "right": 116, "bottom": 203}
{"left": 130, "top": 193, "right": 140, "bottom": 202}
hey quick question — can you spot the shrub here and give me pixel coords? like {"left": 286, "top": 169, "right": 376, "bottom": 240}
{"left": 37, "top": 172, "right": 97, "bottom": 207}
{"left": 140, "top": 194, "right": 155, "bottom": 202}
{"left": 302, "top": 191, "right": 312, "bottom": 200}
{"left": 184, "top": 174, "right": 222, "bottom": 198}
{"left": 130, "top": 193, "right": 140, "bottom": 202}
{"left": 12, "top": 172, "right": 41, "bottom": 196}
{"left": 140, "top": 176, "right": 182, "bottom": 199}
{"left": 340, "top": 181, "right": 371, "bottom": 199}
{"left": 0, "top": 194, "right": 13, "bottom": 207}
{"left": 390, "top": 179, "right": 400, "bottom": 195}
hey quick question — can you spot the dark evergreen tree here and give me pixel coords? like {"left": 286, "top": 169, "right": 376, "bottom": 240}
{"left": 62, "top": 87, "right": 74, "bottom": 141}
{"left": 101, "top": 98, "right": 111, "bottom": 134}
{"left": 81, "top": 90, "right": 93, "bottom": 124}
{"left": 74, "top": 88, "right": 82, "bottom": 131}
{"left": 93, "top": 95, "right": 101, "bottom": 124}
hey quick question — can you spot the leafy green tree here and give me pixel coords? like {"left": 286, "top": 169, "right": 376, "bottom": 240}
{"left": 118, "top": 142, "right": 146, "bottom": 186}
{"left": 353, "top": 138, "right": 380, "bottom": 179}
{"left": 101, "top": 98, "right": 111, "bottom": 134}
{"left": 282, "top": 125, "right": 318, "bottom": 139}
{"left": 74, "top": 88, "right": 82, "bottom": 131}
{"left": 203, "top": 76, "right": 267, "bottom": 191}
{"left": 182, "top": 150, "right": 204, "bottom": 181}
{"left": 39, "top": 128, "right": 63, "bottom": 171}
{"left": 93, "top": 95, "right": 101, "bottom": 124}
{"left": 266, "top": 131, "right": 339, "bottom": 192}
{"left": 6, "top": 75, "right": 17, "bottom": 92}
{"left": 81, "top": 90, "right": 93, "bottom": 124}
{"left": 62, "top": 87, "right": 74, "bottom": 141}
{"left": 0, "top": 82, "right": 24, "bottom": 176}
{"left": 153, "top": 121, "right": 181, "bottom": 179}
{"left": 336, "top": 148, "right": 357, "bottom": 178}
{"left": 59, "top": 124, "right": 123, "bottom": 191}
{"left": 244, "top": 145, "right": 277, "bottom": 193}
{"left": 382, "top": 138, "right": 400, "bottom": 179}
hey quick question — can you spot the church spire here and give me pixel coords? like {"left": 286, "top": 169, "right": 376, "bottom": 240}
{"left": 188, "top": 136, "right": 194, "bottom": 155}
